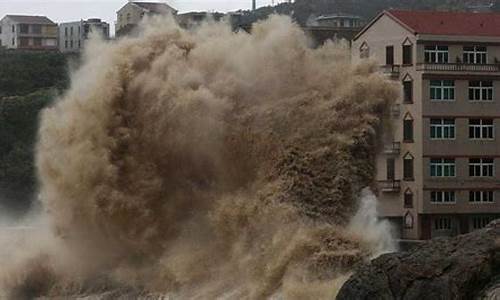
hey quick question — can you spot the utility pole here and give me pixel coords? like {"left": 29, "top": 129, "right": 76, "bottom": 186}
{"left": 252, "top": 0, "right": 256, "bottom": 11}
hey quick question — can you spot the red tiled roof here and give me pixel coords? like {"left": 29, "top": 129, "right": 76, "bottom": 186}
{"left": 387, "top": 9, "right": 500, "bottom": 37}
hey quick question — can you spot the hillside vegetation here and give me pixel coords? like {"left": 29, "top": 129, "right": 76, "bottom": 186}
{"left": 0, "top": 51, "right": 70, "bottom": 214}
{"left": 241, "top": 0, "right": 497, "bottom": 25}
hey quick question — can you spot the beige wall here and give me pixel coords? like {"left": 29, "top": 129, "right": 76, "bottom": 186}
{"left": 353, "top": 15, "right": 423, "bottom": 239}
{"left": 116, "top": 3, "right": 144, "bottom": 32}
{"left": 353, "top": 14, "right": 500, "bottom": 239}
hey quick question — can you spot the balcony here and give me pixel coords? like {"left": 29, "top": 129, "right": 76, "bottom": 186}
{"left": 416, "top": 63, "right": 500, "bottom": 73}
{"left": 383, "top": 142, "right": 401, "bottom": 155}
{"left": 378, "top": 180, "right": 401, "bottom": 193}
{"left": 380, "top": 64, "right": 400, "bottom": 79}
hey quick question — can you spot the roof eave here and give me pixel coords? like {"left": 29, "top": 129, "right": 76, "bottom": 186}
{"left": 353, "top": 10, "right": 416, "bottom": 41}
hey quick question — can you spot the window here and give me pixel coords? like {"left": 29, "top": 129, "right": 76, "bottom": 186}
{"left": 403, "top": 153, "right": 414, "bottom": 181}
{"left": 19, "top": 37, "right": 29, "bottom": 47}
{"left": 360, "top": 42, "right": 369, "bottom": 59}
{"left": 404, "top": 211, "right": 414, "bottom": 229}
{"left": 70, "top": 27, "right": 73, "bottom": 36}
{"left": 65, "top": 27, "right": 68, "bottom": 37}
{"left": 70, "top": 40, "right": 73, "bottom": 48}
{"left": 11, "top": 38, "right": 14, "bottom": 46}
{"left": 78, "top": 40, "right": 81, "bottom": 48}
{"left": 33, "top": 38, "right": 42, "bottom": 46}
{"left": 469, "top": 119, "right": 494, "bottom": 140}
{"left": 469, "top": 81, "right": 493, "bottom": 101}
{"left": 386, "top": 46, "right": 394, "bottom": 65}
{"left": 430, "top": 118, "right": 455, "bottom": 139}
{"left": 431, "top": 191, "right": 456, "bottom": 203}
{"left": 20, "top": 24, "right": 28, "bottom": 34}
{"left": 12, "top": 25, "right": 15, "bottom": 33}
{"left": 403, "top": 113, "right": 414, "bottom": 143}
{"left": 403, "top": 119, "right": 413, "bottom": 142}
{"left": 32, "top": 24, "right": 41, "bottom": 34}
{"left": 127, "top": 13, "right": 131, "bottom": 23}
{"left": 463, "top": 46, "right": 487, "bottom": 64}
{"left": 430, "top": 158, "right": 456, "bottom": 177}
{"left": 469, "top": 158, "right": 494, "bottom": 177}
{"left": 469, "top": 191, "right": 494, "bottom": 203}
{"left": 404, "top": 189, "right": 413, "bottom": 208}
{"left": 472, "top": 216, "right": 493, "bottom": 229}
{"left": 403, "top": 80, "right": 413, "bottom": 103}
{"left": 430, "top": 80, "right": 455, "bottom": 101}
{"left": 65, "top": 40, "right": 68, "bottom": 49}
{"left": 425, "top": 45, "right": 449, "bottom": 63}
{"left": 403, "top": 45, "right": 413, "bottom": 65}
{"left": 78, "top": 26, "right": 81, "bottom": 34}
{"left": 386, "top": 158, "right": 395, "bottom": 180}
{"left": 434, "top": 217, "right": 452, "bottom": 230}
{"left": 0, "top": 25, "right": 2, "bottom": 34}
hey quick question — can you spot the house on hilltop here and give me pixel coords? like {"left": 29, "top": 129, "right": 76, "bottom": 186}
{"left": 353, "top": 9, "right": 500, "bottom": 240}
{"left": 59, "top": 19, "right": 110, "bottom": 53}
{"left": 116, "top": 1, "right": 177, "bottom": 37}
{"left": 0, "top": 15, "right": 58, "bottom": 50}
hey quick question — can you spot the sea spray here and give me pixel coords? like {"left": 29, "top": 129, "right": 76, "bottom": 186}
{"left": 348, "top": 188, "right": 398, "bottom": 258}
{"left": 1, "top": 15, "right": 398, "bottom": 299}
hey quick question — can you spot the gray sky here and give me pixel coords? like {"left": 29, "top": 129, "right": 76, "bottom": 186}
{"left": 0, "top": 0, "right": 286, "bottom": 33}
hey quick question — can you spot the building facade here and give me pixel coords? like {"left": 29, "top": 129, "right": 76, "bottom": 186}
{"left": 115, "top": 1, "right": 177, "bottom": 37}
{"left": 59, "top": 19, "right": 110, "bottom": 53}
{"left": 0, "top": 15, "right": 57, "bottom": 50}
{"left": 304, "top": 14, "right": 365, "bottom": 47}
{"left": 353, "top": 10, "right": 500, "bottom": 240}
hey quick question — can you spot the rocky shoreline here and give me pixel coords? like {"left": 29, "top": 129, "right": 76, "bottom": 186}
{"left": 337, "top": 220, "right": 500, "bottom": 300}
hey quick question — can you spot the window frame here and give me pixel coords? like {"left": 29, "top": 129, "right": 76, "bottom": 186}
{"left": 403, "top": 80, "right": 413, "bottom": 104}
{"left": 402, "top": 44, "right": 413, "bottom": 65}
{"left": 425, "top": 45, "right": 449, "bottom": 63}
{"left": 404, "top": 189, "right": 414, "bottom": 208}
{"left": 430, "top": 158, "right": 456, "bottom": 177}
{"left": 463, "top": 46, "right": 487, "bottom": 64}
{"left": 469, "top": 81, "right": 493, "bottom": 102}
{"left": 430, "top": 191, "right": 456, "bottom": 204}
{"left": 434, "top": 217, "right": 452, "bottom": 231}
{"left": 469, "top": 158, "right": 494, "bottom": 177}
{"left": 469, "top": 119, "right": 494, "bottom": 140}
{"left": 403, "top": 153, "right": 414, "bottom": 181}
{"left": 469, "top": 190, "right": 495, "bottom": 203}
{"left": 472, "top": 216, "right": 493, "bottom": 229}
{"left": 430, "top": 118, "right": 455, "bottom": 140}
{"left": 430, "top": 80, "right": 455, "bottom": 101}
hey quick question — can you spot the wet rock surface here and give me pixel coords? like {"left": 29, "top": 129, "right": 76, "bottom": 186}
{"left": 337, "top": 221, "right": 500, "bottom": 300}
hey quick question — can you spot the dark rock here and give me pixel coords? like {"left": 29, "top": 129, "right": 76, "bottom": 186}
{"left": 337, "top": 221, "right": 500, "bottom": 300}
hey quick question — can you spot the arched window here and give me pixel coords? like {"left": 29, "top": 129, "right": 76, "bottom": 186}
{"left": 404, "top": 211, "right": 414, "bottom": 229}
{"left": 360, "top": 42, "right": 369, "bottom": 59}
{"left": 402, "top": 37, "right": 413, "bottom": 65}
{"left": 403, "top": 74, "right": 413, "bottom": 104}
{"left": 403, "top": 113, "right": 414, "bottom": 143}
{"left": 403, "top": 152, "right": 414, "bottom": 181}
{"left": 404, "top": 188, "right": 413, "bottom": 208}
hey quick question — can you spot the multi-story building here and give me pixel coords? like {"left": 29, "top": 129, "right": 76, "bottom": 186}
{"left": 115, "top": 1, "right": 177, "bottom": 37}
{"left": 353, "top": 10, "right": 500, "bottom": 240}
{"left": 304, "top": 14, "right": 365, "bottom": 47}
{"left": 0, "top": 15, "right": 57, "bottom": 50}
{"left": 59, "top": 19, "right": 110, "bottom": 53}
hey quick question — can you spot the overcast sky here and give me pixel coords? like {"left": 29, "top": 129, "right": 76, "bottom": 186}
{"left": 0, "top": 0, "right": 286, "bottom": 33}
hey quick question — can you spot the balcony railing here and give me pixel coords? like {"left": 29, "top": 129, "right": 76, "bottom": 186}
{"left": 383, "top": 142, "right": 401, "bottom": 155}
{"left": 378, "top": 180, "right": 401, "bottom": 193}
{"left": 380, "top": 64, "right": 400, "bottom": 79}
{"left": 416, "top": 63, "right": 500, "bottom": 72}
